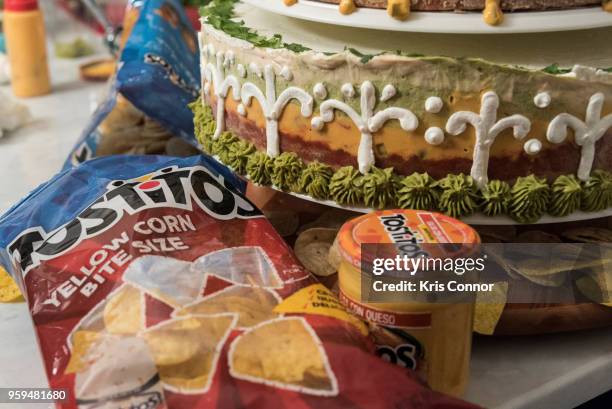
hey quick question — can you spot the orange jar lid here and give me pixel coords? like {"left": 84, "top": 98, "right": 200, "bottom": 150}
{"left": 336, "top": 210, "right": 480, "bottom": 269}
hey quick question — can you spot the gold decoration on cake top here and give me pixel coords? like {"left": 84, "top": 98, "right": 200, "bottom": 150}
{"left": 339, "top": 0, "right": 357, "bottom": 15}
{"left": 483, "top": 0, "right": 504, "bottom": 26}
{"left": 283, "top": 0, "right": 298, "bottom": 5}
{"left": 387, "top": 0, "right": 411, "bottom": 20}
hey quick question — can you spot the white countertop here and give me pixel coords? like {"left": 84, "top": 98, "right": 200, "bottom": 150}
{"left": 1, "top": 22, "right": 612, "bottom": 409}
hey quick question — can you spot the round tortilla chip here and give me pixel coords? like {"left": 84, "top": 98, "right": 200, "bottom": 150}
{"left": 327, "top": 237, "right": 342, "bottom": 270}
{"left": 294, "top": 228, "right": 338, "bottom": 277}
{"left": 104, "top": 285, "right": 144, "bottom": 335}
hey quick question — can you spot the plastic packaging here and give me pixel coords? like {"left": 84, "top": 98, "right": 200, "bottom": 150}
{"left": 0, "top": 156, "right": 477, "bottom": 409}
{"left": 65, "top": 0, "right": 200, "bottom": 169}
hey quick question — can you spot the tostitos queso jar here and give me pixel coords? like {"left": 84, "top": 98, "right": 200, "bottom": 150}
{"left": 335, "top": 210, "right": 479, "bottom": 397}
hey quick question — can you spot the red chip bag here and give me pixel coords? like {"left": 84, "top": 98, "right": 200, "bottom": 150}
{"left": 0, "top": 155, "right": 478, "bottom": 409}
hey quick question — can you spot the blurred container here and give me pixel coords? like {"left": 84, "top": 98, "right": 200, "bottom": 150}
{"left": 3, "top": 0, "right": 51, "bottom": 97}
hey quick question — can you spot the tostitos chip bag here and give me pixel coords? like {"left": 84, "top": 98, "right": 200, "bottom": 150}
{"left": 0, "top": 155, "right": 478, "bottom": 409}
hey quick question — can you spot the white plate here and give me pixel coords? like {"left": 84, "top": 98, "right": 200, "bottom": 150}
{"left": 284, "top": 190, "right": 612, "bottom": 225}
{"left": 242, "top": 0, "right": 612, "bottom": 34}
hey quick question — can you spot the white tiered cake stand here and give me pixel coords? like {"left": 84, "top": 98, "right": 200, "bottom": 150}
{"left": 244, "top": 0, "right": 612, "bottom": 34}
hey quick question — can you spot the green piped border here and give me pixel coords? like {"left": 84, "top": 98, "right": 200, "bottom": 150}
{"left": 192, "top": 101, "right": 612, "bottom": 223}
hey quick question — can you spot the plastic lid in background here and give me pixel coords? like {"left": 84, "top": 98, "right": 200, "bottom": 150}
{"left": 4, "top": 0, "right": 39, "bottom": 12}
{"left": 336, "top": 209, "right": 481, "bottom": 269}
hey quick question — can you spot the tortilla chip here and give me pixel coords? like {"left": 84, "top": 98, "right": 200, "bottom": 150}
{"left": 561, "top": 227, "right": 612, "bottom": 243}
{"left": 327, "top": 237, "right": 342, "bottom": 271}
{"left": 294, "top": 228, "right": 338, "bottom": 277}
{"left": 155, "top": 315, "right": 236, "bottom": 393}
{"left": 143, "top": 317, "right": 203, "bottom": 366}
{"left": 489, "top": 242, "right": 608, "bottom": 286}
{"left": 66, "top": 331, "right": 102, "bottom": 374}
{"left": 193, "top": 247, "right": 282, "bottom": 288}
{"left": 473, "top": 282, "right": 508, "bottom": 335}
{"left": 575, "top": 275, "right": 612, "bottom": 305}
{"left": 0, "top": 267, "right": 24, "bottom": 303}
{"left": 177, "top": 286, "right": 279, "bottom": 328}
{"left": 229, "top": 317, "right": 338, "bottom": 396}
{"left": 274, "top": 284, "right": 368, "bottom": 336}
{"left": 123, "top": 256, "right": 203, "bottom": 307}
{"left": 73, "top": 335, "right": 162, "bottom": 402}
{"left": 104, "top": 285, "right": 144, "bottom": 335}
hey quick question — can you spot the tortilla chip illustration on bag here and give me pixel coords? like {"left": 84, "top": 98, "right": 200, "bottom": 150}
{"left": 229, "top": 317, "right": 338, "bottom": 396}
{"left": 177, "top": 285, "right": 281, "bottom": 328}
{"left": 104, "top": 284, "right": 145, "bottom": 335}
{"left": 146, "top": 314, "right": 237, "bottom": 393}
{"left": 0, "top": 155, "right": 478, "bottom": 409}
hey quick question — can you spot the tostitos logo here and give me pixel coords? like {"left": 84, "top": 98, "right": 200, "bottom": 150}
{"left": 8, "top": 165, "right": 261, "bottom": 275}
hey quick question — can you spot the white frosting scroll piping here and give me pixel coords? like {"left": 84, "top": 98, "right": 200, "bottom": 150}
{"left": 241, "top": 65, "right": 314, "bottom": 157}
{"left": 425, "top": 96, "right": 443, "bottom": 114}
{"left": 204, "top": 51, "right": 241, "bottom": 140}
{"left": 313, "top": 83, "right": 328, "bottom": 100}
{"left": 446, "top": 91, "right": 531, "bottom": 187}
{"left": 280, "top": 66, "right": 293, "bottom": 81}
{"left": 313, "top": 80, "right": 418, "bottom": 174}
{"left": 237, "top": 64, "right": 246, "bottom": 78}
{"left": 534, "top": 92, "right": 551, "bottom": 108}
{"left": 523, "top": 138, "right": 542, "bottom": 155}
{"left": 424, "top": 127, "right": 445, "bottom": 145}
{"left": 237, "top": 103, "right": 247, "bottom": 117}
{"left": 249, "top": 62, "right": 262, "bottom": 78}
{"left": 198, "top": 32, "right": 206, "bottom": 57}
{"left": 341, "top": 83, "right": 355, "bottom": 98}
{"left": 547, "top": 92, "right": 612, "bottom": 181}
{"left": 223, "top": 51, "right": 235, "bottom": 67}
{"left": 311, "top": 116, "right": 324, "bottom": 131}
{"left": 380, "top": 84, "right": 397, "bottom": 102}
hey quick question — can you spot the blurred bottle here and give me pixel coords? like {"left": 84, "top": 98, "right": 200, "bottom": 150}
{"left": 4, "top": 0, "right": 51, "bottom": 97}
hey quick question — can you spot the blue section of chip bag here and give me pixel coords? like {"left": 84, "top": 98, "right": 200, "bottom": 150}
{"left": 64, "top": 0, "right": 200, "bottom": 170}
{"left": 0, "top": 155, "right": 247, "bottom": 276}
{"left": 118, "top": 0, "right": 200, "bottom": 138}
